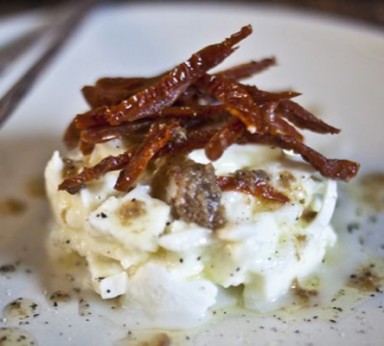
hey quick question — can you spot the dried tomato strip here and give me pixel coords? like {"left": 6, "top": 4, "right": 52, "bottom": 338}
{"left": 269, "top": 117, "right": 304, "bottom": 141}
{"left": 80, "top": 105, "right": 225, "bottom": 144}
{"left": 73, "top": 106, "right": 110, "bottom": 129}
{"left": 58, "top": 149, "right": 135, "bottom": 194}
{"left": 216, "top": 57, "right": 276, "bottom": 80}
{"left": 245, "top": 86, "right": 301, "bottom": 103}
{"left": 243, "top": 133, "right": 359, "bottom": 180}
{"left": 205, "top": 119, "right": 246, "bottom": 160}
{"left": 197, "top": 74, "right": 261, "bottom": 133}
{"left": 279, "top": 100, "right": 340, "bottom": 134}
{"left": 95, "top": 76, "right": 156, "bottom": 89}
{"left": 63, "top": 120, "right": 81, "bottom": 149}
{"left": 76, "top": 25, "right": 252, "bottom": 128}
{"left": 82, "top": 76, "right": 160, "bottom": 108}
{"left": 79, "top": 141, "right": 94, "bottom": 155}
{"left": 217, "top": 172, "right": 289, "bottom": 203}
{"left": 158, "top": 127, "right": 218, "bottom": 157}
{"left": 260, "top": 102, "right": 304, "bottom": 141}
{"left": 159, "top": 105, "right": 225, "bottom": 118}
{"left": 115, "top": 120, "right": 180, "bottom": 191}
{"left": 80, "top": 120, "right": 151, "bottom": 144}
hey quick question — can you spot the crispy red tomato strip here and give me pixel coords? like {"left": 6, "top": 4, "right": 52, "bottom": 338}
{"left": 158, "top": 128, "right": 218, "bottom": 157}
{"left": 279, "top": 100, "right": 340, "bottom": 134}
{"left": 75, "top": 25, "right": 252, "bottom": 128}
{"left": 197, "top": 74, "right": 262, "bottom": 133}
{"left": 217, "top": 171, "right": 289, "bottom": 203}
{"left": 80, "top": 105, "right": 225, "bottom": 144}
{"left": 59, "top": 25, "right": 359, "bottom": 195}
{"left": 63, "top": 120, "right": 81, "bottom": 150}
{"left": 205, "top": 119, "right": 246, "bottom": 160}
{"left": 216, "top": 57, "right": 276, "bottom": 80}
{"left": 260, "top": 102, "right": 304, "bottom": 141}
{"left": 245, "top": 85, "right": 301, "bottom": 103}
{"left": 80, "top": 120, "right": 151, "bottom": 144}
{"left": 244, "top": 133, "right": 359, "bottom": 180}
{"left": 58, "top": 149, "right": 135, "bottom": 194}
{"left": 82, "top": 76, "right": 163, "bottom": 108}
{"left": 115, "top": 120, "right": 180, "bottom": 191}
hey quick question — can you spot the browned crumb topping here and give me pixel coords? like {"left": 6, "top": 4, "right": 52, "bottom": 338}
{"left": 152, "top": 156, "right": 226, "bottom": 229}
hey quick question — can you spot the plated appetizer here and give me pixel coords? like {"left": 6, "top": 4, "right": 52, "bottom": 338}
{"left": 45, "top": 25, "right": 359, "bottom": 326}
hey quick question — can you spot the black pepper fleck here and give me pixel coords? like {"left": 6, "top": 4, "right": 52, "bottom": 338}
{"left": 347, "top": 222, "right": 360, "bottom": 232}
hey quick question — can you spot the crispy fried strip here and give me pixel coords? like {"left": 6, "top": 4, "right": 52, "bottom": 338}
{"left": 79, "top": 141, "right": 94, "bottom": 155}
{"left": 205, "top": 119, "right": 246, "bottom": 160}
{"left": 279, "top": 100, "right": 340, "bottom": 134}
{"left": 59, "top": 25, "right": 360, "bottom": 196}
{"left": 58, "top": 149, "right": 135, "bottom": 194}
{"left": 260, "top": 102, "right": 304, "bottom": 141}
{"left": 158, "top": 128, "right": 218, "bottom": 157}
{"left": 80, "top": 120, "right": 151, "bottom": 144}
{"left": 197, "top": 74, "right": 261, "bottom": 133}
{"left": 243, "top": 133, "right": 359, "bottom": 180}
{"left": 216, "top": 57, "right": 276, "bottom": 80}
{"left": 217, "top": 174, "right": 289, "bottom": 203}
{"left": 115, "top": 120, "right": 180, "bottom": 191}
{"left": 82, "top": 77, "right": 160, "bottom": 108}
{"left": 159, "top": 105, "right": 225, "bottom": 118}
{"left": 75, "top": 25, "right": 252, "bottom": 128}
{"left": 80, "top": 105, "right": 225, "bottom": 144}
{"left": 63, "top": 120, "right": 81, "bottom": 149}
{"left": 245, "top": 86, "right": 301, "bottom": 103}
{"left": 269, "top": 117, "right": 304, "bottom": 141}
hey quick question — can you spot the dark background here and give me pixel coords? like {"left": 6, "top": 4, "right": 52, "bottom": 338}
{"left": 0, "top": 0, "right": 383, "bottom": 28}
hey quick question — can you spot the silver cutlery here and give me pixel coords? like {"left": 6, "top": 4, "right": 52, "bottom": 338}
{"left": 0, "top": 0, "right": 100, "bottom": 129}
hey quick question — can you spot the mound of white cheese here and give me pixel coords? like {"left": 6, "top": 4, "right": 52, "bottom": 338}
{"left": 45, "top": 142, "right": 337, "bottom": 325}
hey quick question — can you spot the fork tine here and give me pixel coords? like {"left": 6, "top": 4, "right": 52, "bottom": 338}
{"left": 0, "top": 0, "right": 100, "bottom": 130}
{"left": 0, "top": 26, "right": 46, "bottom": 76}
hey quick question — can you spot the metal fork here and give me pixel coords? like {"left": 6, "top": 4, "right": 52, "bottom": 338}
{"left": 0, "top": 0, "right": 100, "bottom": 129}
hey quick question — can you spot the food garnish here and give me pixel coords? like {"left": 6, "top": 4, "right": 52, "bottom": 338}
{"left": 59, "top": 24, "right": 359, "bottom": 200}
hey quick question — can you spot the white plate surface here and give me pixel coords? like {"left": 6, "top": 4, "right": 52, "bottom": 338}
{"left": 0, "top": 3, "right": 383, "bottom": 345}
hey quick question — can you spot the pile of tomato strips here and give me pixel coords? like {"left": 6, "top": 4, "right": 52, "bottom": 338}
{"left": 59, "top": 25, "right": 359, "bottom": 195}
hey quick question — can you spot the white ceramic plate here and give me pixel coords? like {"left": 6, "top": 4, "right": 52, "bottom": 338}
{"left": 0, "top": 3, "right": 383, "bottom": 345}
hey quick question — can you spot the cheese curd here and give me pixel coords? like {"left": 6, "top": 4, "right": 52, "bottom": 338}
{"left": 45, "top": 143, "right": 338, "bottom": 323}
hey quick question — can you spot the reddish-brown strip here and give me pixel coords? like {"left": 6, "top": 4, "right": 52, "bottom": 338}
{"left": 279, "top": 100, "right": 340, "bottom": 134}
{"left": 216, "top": 57, "right": 277, "bottom": 80}
{"left": 217, "top": 173, "right": 289, "bottom": 203}
{"left": 197, "top": 74, "right": 262, "bottom": 133}
{"left": 75, "top": 25, "right": 253, "bottom": 128}
{"left": 243, "top": 133, "right": 359, "bottom": 180}
{"left": 59, "top": 149, "right": 135, "bottom": 194}
{"left": 205, "top": 119, "right": 246, "bottom": 160}
{"left": 115, "top": 120, "right": 180, "bottom": 191}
